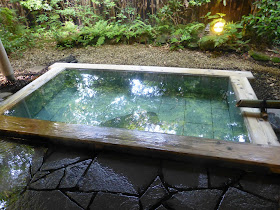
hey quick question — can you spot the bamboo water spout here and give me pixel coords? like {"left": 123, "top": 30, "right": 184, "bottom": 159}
{"left": 236, "top": 100, "right": 280, "bottom": 109}
{"left": 0, "top": 39, "right": 15, "bottom": 81}
{"left": 236, "top": 100, "right": 280, "bottom": 119}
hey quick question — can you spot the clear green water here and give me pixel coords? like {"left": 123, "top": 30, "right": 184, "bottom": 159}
{"left": 4, "top": 69, "right": 249, "bottom": 142}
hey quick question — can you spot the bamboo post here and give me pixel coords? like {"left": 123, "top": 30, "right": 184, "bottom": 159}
{"left": 0, "top": 39, "right": 15, "bottom": 81}
{"left": 237, "top": 100, "right": 280, "bottom": 109}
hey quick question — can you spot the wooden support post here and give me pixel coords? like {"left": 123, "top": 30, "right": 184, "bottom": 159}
{"left": 0, "top": 39, "right": 15, "bottom": 81}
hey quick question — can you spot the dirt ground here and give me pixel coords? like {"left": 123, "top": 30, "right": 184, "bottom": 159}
{"left": 1, "top": 43, "right": 279, "bottom": 100}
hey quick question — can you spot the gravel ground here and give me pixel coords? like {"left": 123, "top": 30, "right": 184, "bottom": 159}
{"left": 1, "top": 43, "right": 280, "bottom": 99}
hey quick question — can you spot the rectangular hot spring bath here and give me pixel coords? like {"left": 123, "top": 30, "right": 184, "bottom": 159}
{"left": 0, "top": 63, "right": 279, "bottom": 172}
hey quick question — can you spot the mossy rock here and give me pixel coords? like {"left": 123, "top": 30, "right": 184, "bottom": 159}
{"left": 271, "top": 57, "right": 280, "bottom": 63}
{"left": 248, "top": 50, "right": 270, "bottom": 61}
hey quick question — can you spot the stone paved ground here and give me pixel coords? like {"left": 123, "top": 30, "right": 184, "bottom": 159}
{"left": 8, "top": 145, "right": 280, "bottom": 210}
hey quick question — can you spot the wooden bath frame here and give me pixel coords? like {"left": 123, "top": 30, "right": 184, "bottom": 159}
{"left": 0, "top": 63, "right": 279, "bottom": 172}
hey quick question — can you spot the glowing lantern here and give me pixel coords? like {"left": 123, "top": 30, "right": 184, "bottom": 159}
{"left": 213, "top": 21, "right": 225, "bottom": 34}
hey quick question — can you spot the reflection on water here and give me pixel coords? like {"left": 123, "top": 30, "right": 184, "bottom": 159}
{"left": 5, "top": 69, "right": 249, "bottom": 142}
{"left": 0, "top": 139, "right": 35, "bottom": 209}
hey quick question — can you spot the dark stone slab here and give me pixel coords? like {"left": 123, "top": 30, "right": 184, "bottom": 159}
{"left": 208, "top": 166, "right": 242, "bottom": 188}
{"left": 162, "top": 160, "right": 208, "bottom": 189}
{"left": 41, "top": 149, "right": 91, "bottom": 171}
{"left": 89, "top": 192, "right": 139, "bottom": 210}
{"left": 168, "top": 187, "right": 178, "bottom": 193}
{"left": 60, "top": 159, "right": 92, "bottom": 189}
{"left": 10, "top": 190, "right": 83, "bottom": 210}
{"left": 165, "top": 189, "right": 223, "bottom": 210}
{"left": 218, "top": 187, "right": 278, "bottom": 210}
{"left": 79, "top": 153, "right": 159, "bottom": 195}
{"left": 29, "top": 168, "right": 65, "bottom": 190}
{"left": 240, "top": 173, "right": 280, "bottom": 202}
{"left": 31, "top": 147, "right": 48, "bottom": 176}
{"left": 66, "top": 192, "right": 94, "bottom": 209}
{"left": 155, "top": 205, "right": 168, "bottom": 210}
{"left": 30, "top": 171, "right": 50, "bottom": 183}
{"left": 140, "top": 176, "right": 169, "bottom": 210}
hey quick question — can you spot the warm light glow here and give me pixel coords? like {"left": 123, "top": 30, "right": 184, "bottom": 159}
{"left": 213, "top": 21, "right": 225, "bottom": 33}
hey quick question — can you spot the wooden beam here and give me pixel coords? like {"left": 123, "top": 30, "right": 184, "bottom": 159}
{"left": 50, "top": 63, "right": 255, "bottom": 80}
{"left": 0, "top": 115, "right": 280, "bottom": 173}
{"left": 230, "top": 76, "right": 279, "bottom": 146}
{"left": 0, "top": 39, "right": 15, "bottom": 81}
{"left": 0, "top": 65, "right": 65, "bottom": 114}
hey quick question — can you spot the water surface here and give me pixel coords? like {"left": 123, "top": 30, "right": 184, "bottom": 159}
{"left": 5, "top": 69, "right": 248, "bottom": 142}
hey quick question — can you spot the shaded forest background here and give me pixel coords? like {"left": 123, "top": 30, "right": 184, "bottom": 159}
{"left": 1, "top": 0, "right": 255, "bottom": 24}
{"left": 0, "top": 0, "right": 279, "bottom": 58}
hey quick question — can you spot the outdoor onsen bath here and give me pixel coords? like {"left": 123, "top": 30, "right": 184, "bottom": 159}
{"left": 0, "top": 63, "right": 279, "bottom": 172}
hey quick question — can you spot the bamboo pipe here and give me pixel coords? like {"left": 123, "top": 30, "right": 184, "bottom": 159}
{"left": 0, "top": 39, "right": 15, "bottom": 81}
{"left": 236, "top": 100, "right": 280, "bottom": 109}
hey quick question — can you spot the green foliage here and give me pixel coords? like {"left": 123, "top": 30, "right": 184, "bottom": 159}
{"left": 242, "top": 0, "right": 280, "bottom": 45}
{"left": 157, "top": 0, "right": 188, "bottom": 25}
{"left": 169, "top": 23, "right": 205, "bottom": 49}
{"left": 271, "top": 57, "right": 280, "bottom": 63}
{"left": 199, "top": 13, "right": 248, "bottom": 52}
{"left": 1, "top": 0, "right": 278, "bottom": 54}
{"left": 189, "top": 0, "right": 211, "bottom": 6}
{"left": 248, "top": 50, "right": 270, "bottom": 61}
{"left": 0, "top": 7, "right": 34, "bottom": 54}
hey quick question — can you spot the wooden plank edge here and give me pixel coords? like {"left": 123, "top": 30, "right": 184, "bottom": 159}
{"left": 0, "top": 65, "right": 66, "bottom": 114}
{"left": 1, "top": 115, "right": 280, "bottom": 173}
{"left": 230, "top": 76, "right": 279, "bottom": 146}
{"left": 50, "top": 63, "right": 255, "bottom": 79}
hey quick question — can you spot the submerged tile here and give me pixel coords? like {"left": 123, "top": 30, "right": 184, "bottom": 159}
{"left": 183, "top": 123, "right": 213, "bottom": 139}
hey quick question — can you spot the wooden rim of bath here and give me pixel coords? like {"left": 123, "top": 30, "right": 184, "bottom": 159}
{"left": 0, "top": 63, "right": 279, "bottom": 173}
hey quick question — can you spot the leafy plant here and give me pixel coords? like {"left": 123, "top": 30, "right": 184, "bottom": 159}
{"left": 157, "top": 0, "right": 189, "bottom": 25}
{"left": 0, "top": 7, "right": 35, "bottom": 54}
{"left": 169, "top": 22, "right": 205, "bottom": 49}
{"left": 199, "top": 13, "right": 248, "bottom": 52}
{"left": 242, "top": 0, "right": 280, "bottom": 45}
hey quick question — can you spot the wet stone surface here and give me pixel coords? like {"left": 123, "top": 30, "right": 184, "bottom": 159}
{"left": 2, "top": 144, "right": 280, "bottom": 209}
{"left": 89, "top": 192, "right": 139, "bottom": 210}
{"left": 29, "top": 168, "right": 65, "bottom": 190}
{"left": 239, "top": 173, "right": 280, "bottom": 202}
{"left": 208, "top": 166, "right": 243, "bottom": 188}
{"left": 10, "top": 190, "right": 83, "bottom": 210}
{"left": 140, "top": 176, "right": 168, "bottom": 209}
{"left": 60, "top": 159, "right": 92, "bottom": 189}
{"left": 40, "top": 148, "right": 91, "bottom": 171}
{"left": 165, "top": 189, "right": 223, "bottom": 210}
{"left": 162, "top": 160, "right": 208, "bottom": 189}
{"left": 78, "top": 152, "right": 159, "bottom": 195}
{"left": 66, "top": 192, "right": 94, "bottom": 209}
{"left": 218, "top": 187, "right": 279, "bottom": 210}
